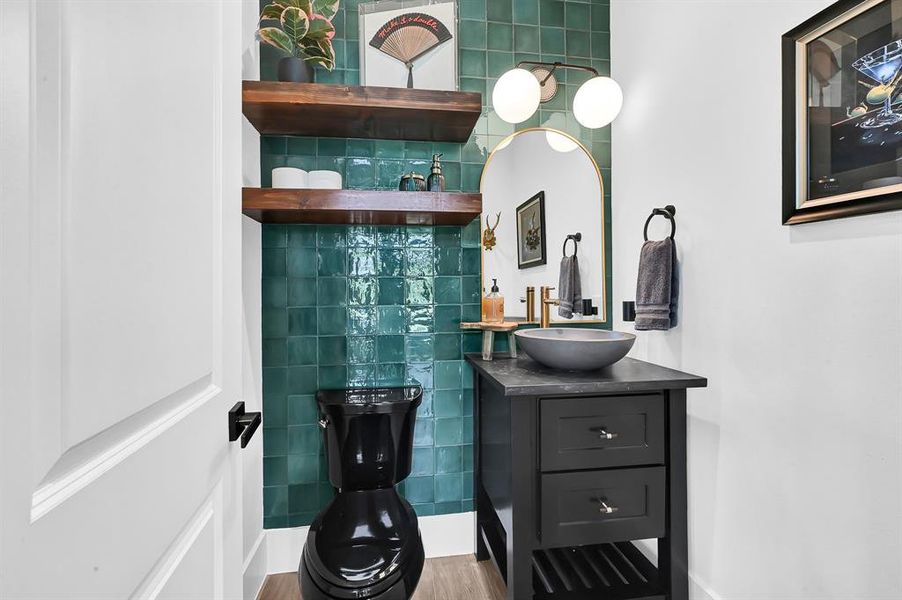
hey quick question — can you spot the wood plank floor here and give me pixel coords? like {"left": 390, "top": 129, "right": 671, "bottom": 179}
{"left": 258, "top": 555, "right": 506, "bottom": 600}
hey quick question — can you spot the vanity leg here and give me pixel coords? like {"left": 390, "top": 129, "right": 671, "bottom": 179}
{"left": 659, "top": 389, "right": 688, "bottom": 600}
{"left": 506, "top": 398, "right": 535, "bottom": 600}
{"left": 473, "top": 373, "right": 490, "bottom": 562}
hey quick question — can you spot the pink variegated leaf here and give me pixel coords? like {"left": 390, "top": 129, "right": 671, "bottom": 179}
{"left": 256, "top": 27, "right": 294, "bottom": 56}
{"left": 280, "top": 6, "right": 310, "bottom": 45}
{"left": 312, "top": 0, "right": 339, "bottom": 21}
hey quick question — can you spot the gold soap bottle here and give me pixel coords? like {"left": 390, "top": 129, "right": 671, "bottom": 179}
{"left": 482, "top": 279, "right": 505, "bottom": 323}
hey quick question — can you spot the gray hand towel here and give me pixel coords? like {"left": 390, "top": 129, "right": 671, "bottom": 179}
{"left": 635, "top": 238, "right": 678, "bottom": 330}
{"left": 558, "top": 255, "right": 583, "bottom": 318}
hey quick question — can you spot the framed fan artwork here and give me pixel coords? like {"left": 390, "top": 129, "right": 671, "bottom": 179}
{"left": 359, "top": 0, "right": 458, "bottom": 90}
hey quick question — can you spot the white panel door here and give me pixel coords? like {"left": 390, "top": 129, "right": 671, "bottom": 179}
{"left": 0, "top": 0, "right": 245, "bottom": 597}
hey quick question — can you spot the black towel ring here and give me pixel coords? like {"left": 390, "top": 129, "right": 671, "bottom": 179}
{"left": 563, "top": 232, "right": 581, "bottom": 257}
{"left": 643, "top": 205, "right": 676, "bottom": 241}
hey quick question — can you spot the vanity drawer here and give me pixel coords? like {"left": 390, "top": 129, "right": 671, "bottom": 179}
{"left": 540, "top": 395, "right": 664, "bottom": 471}
{"left": 540, "top": 467, "right": 665, "bottom": 547}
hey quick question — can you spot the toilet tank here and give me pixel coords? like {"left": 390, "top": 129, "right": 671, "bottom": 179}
{"left": 316, "top": 386, "right": 422, "bottom": 491}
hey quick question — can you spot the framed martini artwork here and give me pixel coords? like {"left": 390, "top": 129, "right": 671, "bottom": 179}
{"left": 784, "top": 0, "right": 902, "bottom": 224}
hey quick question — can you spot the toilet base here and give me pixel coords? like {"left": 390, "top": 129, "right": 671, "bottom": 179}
{"left": 298, "top": 542, "right": 424, "bottom": 600}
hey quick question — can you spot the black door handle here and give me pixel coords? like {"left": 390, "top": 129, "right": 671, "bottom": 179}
{"left": 228, "top": 401, "right": 261, "bottom": 448}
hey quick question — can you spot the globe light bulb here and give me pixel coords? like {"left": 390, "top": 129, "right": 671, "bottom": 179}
{"left": 492, "top": 68, "right": 541, "bottom": 124}
{"left": 573, "top": 76, "right": 623, "bottom": 129}
{"left": 545, "top": 130, "right": 578, "bottom": 153}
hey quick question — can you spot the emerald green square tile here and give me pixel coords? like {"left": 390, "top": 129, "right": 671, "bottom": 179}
{"left": 462, "top": 389, "right": 474, "bottom": 416}
{"left": 263, "top": 338, "right": 287, "bottom": 367}
{"left": 287, "top": 454, "right": 319, "bottom": 484}
{"left": 264, "top": 456, "right": 288, "bottom": 485}
{"left": 264, "top": 486, "right": 288, "bottom": 517}
{"left": 318, "top": 365, "right": 348, "bottom": 389}
{"left": 405, "top": 334, "right": 434, "bottom": 362}
{"left": 566, "top": 30, "right": 590, "bottom": 57}
{"left": 288, "top": 365, "right": 317, "bottom": 394}
{"left": 462, "top": 363, "right": 475, "bottom": 389}
{"left": 405, "top": 248, "right": 434, "bottom": 276}
{"left": 349, "top": 277, "right": 377, "bottom": 305}
{"left": 377, "top": 226, "right": 406, "bottom": 247}
{"left": 406, "top": 227, "right": 433, "bottom": 248}
{"left": 263, "top": 278, "right": 287, "bottom": 308}
{"left": 377, "top": 248, "right": 404, "bottom": 276}
{"left": 412, "top": 447, "right": 435, "bottom": 476}
{"left": 288, "top": 307, "right": 317, "bottom": 336}
{"left": 374, "top": 140, "right": 405, "bottom": 159}
{"left": 377, "top": 363, "right": 405, "bottom": 383}
{"left": 263, "top": 225, "right": 287, "bottom": 249}
{"left": 591, "top": 32, "right": 610, "bottom": 58}
{"left": 461, "top": 219, "right": 481, "bottom": 247}
{"left": 288, "top": 394, "right": 317, "bottom": 425}
{"left": 462, "top": 445, "right": 474, "bottom": 471}
{"left": 435, "top": 389, "right": 463, "bottom": 418}
{"left": 263, "top": 308, "right": 288, "bottom": 338}
{"left": 315, "top": 155, "right": 346, "bottom": 176}
{"left": 434, "top": 361, "right": 462, "bottom": 390}
{"left": 348, "top": 364, "right": 375, "bottom": 386}
{"left": 591, "top": 2, "right": 611, "bottom": 31}
{"left": 487, "top": 23, "right": 513, "bottom": 51}
{"left": 348, "top": 336, "right": 376, "bottom": 363}
{"left": 435, "top": 305, "right": 462, "bottom": 333}
{"left": 263, "top": 515, "right": 288, "bottom": 529}
{"left": 318, "top": 307, "right": 347, "bottom": 336}
{"left": 418, "top": 390, "right": 434, "bottom": 417}
{"left": 263, "top": 393, "right": 288, "bottom": 427}
{"left": 285, "top": 154, "right": 316, "bottom": 171}
{"left": 434, "top": 418, "right": 463, "bottom": 446}
{"left": 404, "top": 141, "right": 432, "bottom": 159}
{"left": 378, "top": 277, "right": 404, "bottom": 305}
{"left": 405, "top": 278, "right": 434, "bottom": 305}
{"left": 346, "top": 41, "right": 360, "bottom": 68}
{"left": 263, "top": 427, "right": 288, "bottom": 456}
{"left": 376, "top": 335, "right": 405, "bottom": 363}
{"left": 514, "top": 24, "right": 540, "bottom": 52}
{"left": 462, "top": 475, "right": 473, "bottom": 501}
{"left": 434, "top": 334, "right": 462, "bottom": 360}
{"left": 462, "top": 276, "right": 482, "bottom": 303}
{"left": 347, "top": 139, "right": 374, "bottom": 157}
{"left": 404, "top": 476, "right": 434, "bottom": 503}
{"left": 406, "top": 306, "right": 434, "bottom": 333}
{"left": 540, "top": 0, "right": 564, "bottom": 26}
{"left": 461, "top": 163, "right": 483, "bottom": 192}
{"left": 459, "top": 20, "right": 487, "bottom": 49}
{"left": 565, "top": 2, "right": 590, "bottom": 30}
{"left": 487, "top": 0, "right": 512, "bottom": 22}
{"left": 460, "top": 77, "right": 487, "bottom": 97}
{"left": 317, "top": 277, "right": 347, "bottom": 306}
{"left": 434, "top": 445, "right": 462, "bottom": 473}
{"left": 287, "top": 247, "right": 316, "bottom": 277}
{"left": 435, "top": 277, "right": 462, "bottom": 304}
{"left": 287, "top": 336, "right": 318, "bottom": 365}
{"left": 432, "top": 142, "right": 462, "bottom": 162}
{"left": 459, "top": 49, "right": 487, "bottom": 77}
{"left": 487, "top": 51, "right": 514, "bottom": 78}
{"left": 541, "top": 27, "right": 565, "bottom": 54}
{"left": 287, "top": 226, "right": 317, "bottom": 248}
{"left": 462, "top": 248, "right": 480, "bottom": 275}
{"left": 348, "top": 226, "right": 376, "bottom": 247}
{"left": 377, "top": 306, "right": 406, "bottom": 334}
{"left": 317, "top": 249, "right": 347, "bottom": 276}
{"left": 409, "top": 363, "right": 434, "bottom": 391}
{"left": 513, "top": 0, "right": 539, "bottom": 24}
{"left": 461, "top": 303, "right": 481, "bottom": 323}
{"left": 412, "top": 503, "right": 436, "bottom": 517}
{"left": 434, "top": 501, "right": 462, "bottom": 515}
{"left": 375, "top": 159, "right": 405, "bottom": 189}
{"left": 414, "top": 417, "right": 434, "bottom": 445}
{"left": 286, "top": 137, "right": 316, "bottom": 155}
{"left": 318, "top": 336, "right": 347, "bottom": 365}
{"left": 434, "top": 226, "right": 461, "bottom": 248}
{"left": 348, "top": 248, "right": 377, "bottom": 276}
{"left": 442, "top": 162, "right": 462, "bottom": 191}
{"left": 461, "top": 139, "right": 486, "bottom": 163}
{"left": 261, "top": 136, "right": 287, "bottom": 155}
{"left": 288, "top": 483, "right": 320, "bottom": 514}
{"left": 348, "top": 307, "right": 377, "bottom": 335}
{"left": 435, "top": 248, "right": 462, "bottom": 276}
{"left": 463, "top": 416, "right": 474, "bottom": 443}
{"left": 263, "top": 248, "right": 286, "bottom": 276}
{"left": 459, "top": 0, "right": 486, "bottom": 20}
{"left": 317, "top": 138, "right": 347, "bottom": 156}
{"left": 317, "top": 226, "right": 347, "bottom": 247}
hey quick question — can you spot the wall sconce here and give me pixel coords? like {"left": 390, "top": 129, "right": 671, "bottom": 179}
{"left": 491, "top": 61, "right": 623, "bottom": 129}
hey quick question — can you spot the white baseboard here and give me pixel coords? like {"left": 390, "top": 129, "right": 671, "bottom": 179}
{"left": 243, "top": 532, "right": 268, "bottom": 600}
{"left": 265, "top": 511, "right": 476, "bottom": 575}
{"left": 633, "top": 539, "right": 720, "bottom": 600}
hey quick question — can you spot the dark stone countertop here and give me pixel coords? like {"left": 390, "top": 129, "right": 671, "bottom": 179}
{"left": 465, "top": 354, "right": 707, "bottom": 397}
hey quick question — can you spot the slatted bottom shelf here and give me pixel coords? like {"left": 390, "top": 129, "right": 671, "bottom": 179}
{"left": 532, "top": 542, "right": 664, "bottom": 600}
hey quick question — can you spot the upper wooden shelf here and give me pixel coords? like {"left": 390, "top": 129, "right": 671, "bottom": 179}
{"left": 242, "top": 81, "right": 482, "bottom": 142}
{"left": 242, "top": 187, "right": 481, "bottom": 226}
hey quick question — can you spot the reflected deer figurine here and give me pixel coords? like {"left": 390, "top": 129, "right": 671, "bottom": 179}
{"left": 482, "top": 212, "right": 501, "bottom": 251}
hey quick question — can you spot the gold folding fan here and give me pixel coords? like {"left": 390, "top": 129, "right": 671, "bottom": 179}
{"left": 369, "top": 12, "right": 453, "bottom": 88}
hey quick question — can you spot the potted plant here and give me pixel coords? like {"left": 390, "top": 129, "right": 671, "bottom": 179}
{"left": 258, "top": 0, "right": 340, "bottom": 83}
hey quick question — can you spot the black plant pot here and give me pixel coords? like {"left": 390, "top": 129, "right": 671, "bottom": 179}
{"left": 277, "top": 57, "right": 314, "bottom": 83}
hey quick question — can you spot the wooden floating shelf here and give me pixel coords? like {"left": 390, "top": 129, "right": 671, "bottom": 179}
{"left": 242, "top": 188, "right": 482, "bottom": 226}
{"left": 242, "top": 81, "right": 482, "bottom": 142}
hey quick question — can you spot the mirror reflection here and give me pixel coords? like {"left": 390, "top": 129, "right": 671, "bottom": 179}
{"left": 480, "top": 129, "right": 606, "bottom": 323}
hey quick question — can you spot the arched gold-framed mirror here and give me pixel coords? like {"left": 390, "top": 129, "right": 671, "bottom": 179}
{"left": 479, "top": 128, "right": 607, "bottom": 324}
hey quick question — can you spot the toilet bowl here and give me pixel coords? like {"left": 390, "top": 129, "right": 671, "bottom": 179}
{"left": 299, "top": 386, "right": 425, "bottom": 600}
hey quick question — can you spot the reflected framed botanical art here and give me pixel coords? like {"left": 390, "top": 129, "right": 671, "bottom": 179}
{"left": 784, "top": 0, "right": 902, "bottom": 224}
{"left": 516, "top": 191, "right": 546, "bottom": 269}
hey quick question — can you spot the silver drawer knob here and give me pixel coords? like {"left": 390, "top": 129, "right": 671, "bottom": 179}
{"left": 593, "top": 427, "right": 618, "bottom": 440}
{"left": 598, "top": 500, "right": 618, "bottom": 515}
{"left": 318, "top": 418, "right": 329, "bottom": 430}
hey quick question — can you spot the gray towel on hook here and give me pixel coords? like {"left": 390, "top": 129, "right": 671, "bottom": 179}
{"left": 558, "top": 255, "right": 583, "bottom": 318}
{"left": 635, "top": 238, "right": 678, "bottom": 330}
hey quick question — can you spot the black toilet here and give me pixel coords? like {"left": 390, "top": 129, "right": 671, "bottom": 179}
{"left": 299, "top": 386, "right": 425, "bottom": 600}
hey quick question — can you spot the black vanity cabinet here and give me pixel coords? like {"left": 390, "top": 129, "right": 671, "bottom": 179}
{"left": 467, "top": 354, "right": 707, "bottom": 600}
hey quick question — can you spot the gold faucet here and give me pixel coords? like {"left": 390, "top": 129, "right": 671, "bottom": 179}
{"left": 540, "top": 286, "right": 560, "bottom": 328}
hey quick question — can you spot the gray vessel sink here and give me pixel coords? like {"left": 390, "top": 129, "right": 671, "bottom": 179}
{"left": 514, "top": 328, "right": 636, "bottom": 371}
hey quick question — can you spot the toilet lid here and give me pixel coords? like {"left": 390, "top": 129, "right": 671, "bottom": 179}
{"left": 304, "top": 489, "right": 421, "bottom": 596}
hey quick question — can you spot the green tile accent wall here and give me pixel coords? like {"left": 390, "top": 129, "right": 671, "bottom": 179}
{"left": 260, "top": 0, "right": 612, "bottom": 529}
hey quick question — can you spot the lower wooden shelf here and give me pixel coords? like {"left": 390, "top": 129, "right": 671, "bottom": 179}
{"left": 242, "top": 187, "right": 481, "bottom": 226}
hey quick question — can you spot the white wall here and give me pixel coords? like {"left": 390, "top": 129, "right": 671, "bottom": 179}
{"left": 612, "top": 2, "right": 902, "bottom": 598}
